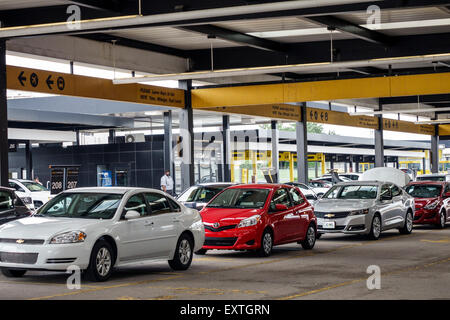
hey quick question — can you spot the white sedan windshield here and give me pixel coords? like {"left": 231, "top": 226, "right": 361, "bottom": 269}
{"left": 324, "top": 185, "right": 378, "bottom": 199}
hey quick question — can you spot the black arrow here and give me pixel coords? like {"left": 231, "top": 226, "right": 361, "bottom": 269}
{"left": 46, "top": 75, "right": 54, "bottom": 90}
{"left": 18, "top": 71, "right": 26, "bottom": 86}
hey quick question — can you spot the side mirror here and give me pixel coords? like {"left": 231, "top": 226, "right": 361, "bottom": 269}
{"left": 124, "top": 210, "right": 141, "bottom": 220}
{"left": 275, "top": 204, "right": 288, "bottom": 211}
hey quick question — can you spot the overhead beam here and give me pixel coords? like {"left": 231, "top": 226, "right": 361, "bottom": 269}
{"left": 63, "top": 0, "right": 122, "bottom": 13}
{"left": 306, "top": 15, "right": 393, "bottom": 46}
{"left": 180, "top": 25, "right": 288, "bottom": 53}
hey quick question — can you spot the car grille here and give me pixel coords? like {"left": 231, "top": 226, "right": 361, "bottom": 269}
{"left": 0, "top": 238, "right": 45, "bottom": 245}
{"left": 204, "top": 224, "right": 237, "bottom": 232}
{"left": 0, "top": 252, "right": 38, "bottom": 264}
{"left": 204, "top": 237, "right": 237, "bottom": 246}
{"left": 315, "top": 211, "right": 350, "bottom": 219}
{"left": 46, "top": 258, "right": 77, "bottom": 264}
{"left": 318, "top": 225, "right": 346, "bottom": 230}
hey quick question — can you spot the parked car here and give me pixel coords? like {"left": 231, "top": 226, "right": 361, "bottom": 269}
{"left": 177, "top": 183, "right": 235, "bottom": 210}
{"left": 0, "top": 187, "right": 204, "bottom": 281}
{"left": 317, "top": 175, "right": 353, "bottom": 184}
{"left": 339, "top": 173, "right": 362, "bottom": 181}
{"left": 9, "top": 179, "right": 53, "bottom": 210}
{"left": 415, "top": 173, "right": 450, "bottom": 182}
{"left": 308, "top": 179, "right": 332, "bottom": 196}
{"left": 405, "top": 181, "right": 450, "bottom": 228}
{"left": 198, "top": 184, "right": 317, "bottom": 257}
{"left": 285, "top": 182, "right": 319, "bottom": 205}
{"left": 314, "top": 181, "right": 414, "bottom": 240}
{"left": 0, "top": 187, "right": 32, "bottom": 225}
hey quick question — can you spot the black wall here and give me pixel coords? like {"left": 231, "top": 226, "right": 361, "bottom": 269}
{"left": 8, "top": 136, "right": 165, "bottom": 189}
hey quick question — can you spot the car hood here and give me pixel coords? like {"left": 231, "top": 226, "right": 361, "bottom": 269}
{"left": 315, "top": 198, "right": 376, "bottom": 212}
{"left": 0, "top": 216, "right": 103, "bottom": 240}
{"left": 200, "top": 207, "right": 264, "bottom": 224}
{"left": 414, "top": 197, "right": 439, "bottom": 208}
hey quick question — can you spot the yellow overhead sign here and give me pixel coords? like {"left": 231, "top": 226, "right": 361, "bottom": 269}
{"left": 204, "top": 104, "right": 301, "bottom": 121}
{"left": 306, "top": 107, "right": 379, "bottom": 129}
{"left": 7, "top": 65, "right": 185, "bottom": 108}
{"left": 439, "top": 124, "right": 450, "bottom": 136}
{"left": 382, "top": 118, "right": 435, "bottom": 135}
{"left": 192, "top": 72, "right": 450, "bottom": 108}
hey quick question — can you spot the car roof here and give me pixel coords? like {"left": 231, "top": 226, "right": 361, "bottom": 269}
{"left": 228, "top": 183, "right": 291, "bottom": 189}
{"left": 335, "top": 181, "right": 386, "bottom": 186}
{"left": 64, "top": 187, "right": 157, "bottom": 194}
{"left": 196, "top": 183, "right": 236, "bottom": 187}
{"left": 408, "top": 181, "right": 446, "bottom": 186}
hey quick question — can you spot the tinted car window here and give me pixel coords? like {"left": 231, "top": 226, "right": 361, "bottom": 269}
{"left": 380, "top": 185, "right": 391, "bottom": 199}
{"left": 391, "top": 185, "right": 402, "bottom": 197}
{"left": 416, "top": 176, "right": 445, "bottom": 182}
{"left": 124, "top": 194, "right": 148, "bottom": 217}
{"left": 145, "top": 193, "right": 172, "bottom": 215}
{"left": 289, "top": 188, "right": 305, "bottom": 206}
{"left": 405, "top": 185, "right": 442, "bottom": 198}
{"left": 168, "top": 198, "right": 181, "bottom": 212}
{"left": 324, "top": 185, "right": 378, "bottom": 199}
{"left": 0, "top": 191, "right": 14, "bottom": 212}
{"left": 178, "top": 185, "right": 227, "bottom": 203}
{"left": 207, "top": 188, "right": 269, "bottom": 209}
{"left": 270, "top": 188, "right": 291, "bottom": 211}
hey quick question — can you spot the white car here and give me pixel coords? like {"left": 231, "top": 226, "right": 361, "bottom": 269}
{"left": 0, "top": 187, "right": 205, "bottom": 281}
{"left": 286, "top": 182, "right": 319, "bottom": 205}
{"left": 9, "top": 179, "right": 53, "bottom": 210}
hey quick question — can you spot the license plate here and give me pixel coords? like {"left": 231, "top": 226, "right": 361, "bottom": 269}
{"left": 323, "top": 221, "right": 336, "bottom": 229}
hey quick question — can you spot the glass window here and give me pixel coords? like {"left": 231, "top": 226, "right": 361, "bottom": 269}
{"left": 21, "top": 182, "right": 48, "bottom": 192}
{"left": 405, "top": 185, "right": 442, "bottom": 198}
{"left": 207, "top": 188, "right": 270, "bottom": 209}
{"left": 0, "top": 191, "right": 14, "bottom": 212}
{"left": 289, "top": 188, "right": 305, "bottom": 206}
{"left": 391, "top": 185, "right": 402, "bottom": 197}
{"left": 145, "top": 193, "right": 172, "bottom": 215}
{"left": 177, "top": 185, "right": 228, "bottom": 203}
{"left": 9, "top": 182, "right": 24, "bottom": 193}
{"left": 270, "top": 188, "right": 291, "bottom": 211}
{"left": 380, "top": 185, "right": 391, "bottom": 199}
{"left": 168, "top": 198, "right": 181, "bottom": 212}
{"left": 38, "top": 193, "right": 122, "bottom": 219}
{"left": 123, "top": 194, "right": 148, "bottom": 217}
{"left": 324, "top": 185, "right": 378, "bottom": 199}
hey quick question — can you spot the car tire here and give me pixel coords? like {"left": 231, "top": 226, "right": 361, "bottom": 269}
{"left": 399, "top": 210, "right": 413, "bottom": 234}
{"left": 368, "top": 214, "right": 382, "bottom": 240}
{"left": 195, "top": 249, "right": 208, "bottom": 255}
{"left": 316, "top": 233, "right": 322, "bottom": 240}
{"left": 168, "top": 233, "right": 194, "bottom": 271}
{"left": 257, "top": 229, "right": 273, "bottom": 257}
{"left": 1, "top": 268, "right": 26, "bottom": 278}
{"left": 300, "top": 224, "right": 316, "bottom": 250}
{"left": 85, "top": 240, "right": 115, "bottom": 282}
{"left": 437, "top": 210, "right": 446, "bottom": 229}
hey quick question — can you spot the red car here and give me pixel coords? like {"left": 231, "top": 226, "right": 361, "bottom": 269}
{"left": 405, "top": 181, "right": 450, "bottom": 228}
{"left": 197, "top": 184, "right": 317, "bottom": 257}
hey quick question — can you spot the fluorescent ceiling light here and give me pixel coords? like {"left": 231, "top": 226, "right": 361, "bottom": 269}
{"left": 113, "top": 53, "right": 450, "bottom": 84}
{"left": 246, "top": 18, "right": 450, "bottom": 38}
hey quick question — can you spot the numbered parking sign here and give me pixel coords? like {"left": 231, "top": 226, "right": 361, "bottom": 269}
{"left": 50, "top": 168, "right": 65, "bottom": 195}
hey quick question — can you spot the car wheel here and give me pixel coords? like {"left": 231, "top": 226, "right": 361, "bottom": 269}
{"left": 168, "top": 233, "right": 194, "bottom": 271}
{"left": 437, "top": 210, "right": 446, "bottom": 229}
{"left": 399, "top": 211, "right": 413, "bottom": 234}
{"left": 1, "top": 268, "right": 26, "bottom": 278}
{"left": 195, "top": 249, "right": 208, "bottom": 255}
{"left": 85, "top": 240, "right": 114, "bottom": 282}
{"left": 257, "top": 229, "right": 273, "bottom": 257}
{"left": 368, "top": 214, "right": 381, "bottom": 240}
{"left": 300, "top": 224, "right": 316, "bottom": 250}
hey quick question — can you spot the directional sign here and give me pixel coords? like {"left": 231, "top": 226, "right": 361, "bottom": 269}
{"left": 7, "top": 65, "right": 185, "bottom": 108}
{"left": 203, "top": 104, "right": 301, "bottom": 121}
{"left": 382, "top": 118, "right": 435, "bottom": 135}
{"left": 306, "top": 107, "right": 379, "bottom": 130}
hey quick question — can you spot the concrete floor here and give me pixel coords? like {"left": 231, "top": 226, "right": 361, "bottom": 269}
{"left": 0, "top": 225, "right": 449, "bottom": 300}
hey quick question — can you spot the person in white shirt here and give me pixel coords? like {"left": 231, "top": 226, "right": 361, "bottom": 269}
{"left": 161, "top": 170, "right": 174, "bottom": 196}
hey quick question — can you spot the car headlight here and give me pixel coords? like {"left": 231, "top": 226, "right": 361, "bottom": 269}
{"left": 349, "top": 208, "right": 370, "bottom": 216}
{"left": 237, "top": 215, "right": 261, "bottom": 228}
{"left": 50, "top": 231, "right": 86, "bottom": 244}
{"left": 424, "top": 201, "right": 439, "bottom": 210}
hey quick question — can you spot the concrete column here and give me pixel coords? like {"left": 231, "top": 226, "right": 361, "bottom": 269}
{"left": 422, "top": 153, "right": 427, "bottom": 174}
{"left": 25, "top": 142, "right": 33, "bottom": 180}
{"left": 431, "top": 130, "right": 439, "bottom": 173}
{"left": 374, "top": 101, "right": 385, "bottom": 167}
{"left": 179, "top": 80, "right": 194, "bottom": 190}
{"left": 163, "top": 111, "right": 174, "bottom": 178}
{"left": 222, "top": 115, "right": 231, "bottom": 182}
{"left": 296, "top": 103, "right": 308, "bottom": 183}
{"left": 0, "top": 40, "right": 8, "bottom": 186}
{"left": 271, "top": 120, "right": 279, "bottom": 183}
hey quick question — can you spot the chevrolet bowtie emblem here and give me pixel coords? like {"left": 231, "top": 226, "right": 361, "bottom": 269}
{"left": 16, "top": 239, "right": 25, "bottom": 244}
{"left": 325, "top": 214, "right": 335, "bottom": 218}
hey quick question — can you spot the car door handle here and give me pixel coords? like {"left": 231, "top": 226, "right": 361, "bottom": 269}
{"left": 144, "top": 221, "right": 154, "bottom": 227}
{"left": 173, "top": 218, "right": 181, "bottom": 222}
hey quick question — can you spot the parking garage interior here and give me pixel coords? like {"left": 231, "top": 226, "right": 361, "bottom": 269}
{"left": 0, "top": 0, "right": 449, "bottom": 305}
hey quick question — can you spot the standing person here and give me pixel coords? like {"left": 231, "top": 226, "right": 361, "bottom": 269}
{"left": 161, "top": 170, "right": 174, "bottom": 196}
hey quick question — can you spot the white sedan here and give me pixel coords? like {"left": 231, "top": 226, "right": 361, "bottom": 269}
{"left": 0, "top": 187, "right": 204, "bottom": 281}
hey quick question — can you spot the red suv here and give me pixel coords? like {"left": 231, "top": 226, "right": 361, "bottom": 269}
{"left": 198, "top": 184, "right": 317, "bottom": 257}
{"left": 405, "top": 181, "right": 450, "bottom": 228}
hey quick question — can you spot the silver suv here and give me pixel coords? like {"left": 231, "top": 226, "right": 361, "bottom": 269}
{"left": 314, "top": 181, "right": 414, "bottom": 240}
